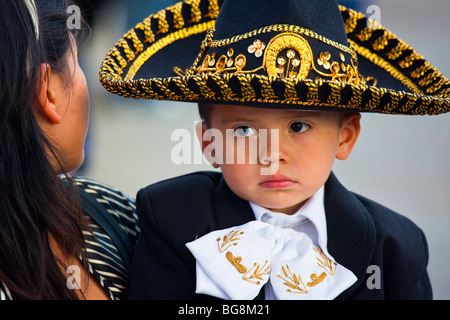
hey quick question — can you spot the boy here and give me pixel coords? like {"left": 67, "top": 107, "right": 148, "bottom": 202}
{"left": 99, "top": 0, "right": 449, "bottom": 299}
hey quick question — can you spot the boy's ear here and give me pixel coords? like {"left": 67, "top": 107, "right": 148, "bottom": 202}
{"left": 335, "top": 112, "right": 361, "bottom": 160}
{"left": 195, "top": 121, "right": 220, "bottom": 168}
{"left": 35, "top": 63, "right": 62, "bottom": 124}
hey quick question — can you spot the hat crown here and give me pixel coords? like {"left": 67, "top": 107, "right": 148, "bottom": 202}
{"left": 190, "top": 0, "right": 362, "bottom": 86}
{"left": 214, "top": 0, "right": 348, "bottom": 46}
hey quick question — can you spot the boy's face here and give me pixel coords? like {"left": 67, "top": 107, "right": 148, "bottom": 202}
{"left": 200, "top": 104, "right": 361, "bottom": 215}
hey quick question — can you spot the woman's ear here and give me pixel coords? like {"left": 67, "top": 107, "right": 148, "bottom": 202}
{"left": 35, "top": 63, "right": 62, "bottom": 124}
{"left": 195, "top": 121, "right": 220, "bottom": 168}
{"left": 335, "top": 112, "right": 361, "bottom": 160}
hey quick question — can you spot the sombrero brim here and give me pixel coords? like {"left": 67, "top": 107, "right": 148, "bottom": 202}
{"left": 99, "top": 0, "right": 450, "bottom": 115}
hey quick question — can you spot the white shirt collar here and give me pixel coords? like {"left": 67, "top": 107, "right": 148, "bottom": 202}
{"left": 249, "top": 185, "right": 328, "bottom": 254}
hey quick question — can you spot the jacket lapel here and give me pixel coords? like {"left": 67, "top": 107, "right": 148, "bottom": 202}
{"left": 324, "top": 172, "right": 376, "bottom": 299}
{"left": 212, "top": 175, "right": 256, "bottom": 230}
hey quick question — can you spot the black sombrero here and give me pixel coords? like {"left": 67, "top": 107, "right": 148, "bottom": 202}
{"left": 99, "top": 0, "right": 450, "bottom": 115}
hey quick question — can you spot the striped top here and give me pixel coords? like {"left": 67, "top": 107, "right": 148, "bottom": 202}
{"left": 0, "top": 177, "right": 139, "bottom": 300}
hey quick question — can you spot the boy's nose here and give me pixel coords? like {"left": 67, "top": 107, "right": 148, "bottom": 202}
{"left": 258, "top": 129, "right": 289, "bottom": 166}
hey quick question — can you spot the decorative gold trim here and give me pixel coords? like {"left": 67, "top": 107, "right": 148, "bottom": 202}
{"left": 125, "top": 20, "right": 215, "bottom": 81}
{"left": 348, "top": 39, "right": 423, "bottom": 95}
{"left": 263, "top": 33, "right": 313, "bottom": 80}
{"left": 226, "top": 251, "right": 247, "bottom": 274}
{"left": 217, "top": 230, "right": 243, "bottom": 253}
{"left": 242, "top": 261, "right": 270, "bottom": 285}
{"left": 196, "top": 48, "right": 265, "bottom": 75}
{"left": 216, "top": 228, "right": 270, "bottom": 286}
{"left": 98, "top": 3, "right": 450, "bottom": 115}
{"left": 307, "top": 272, "right": 327, "bottom": 288}
{"left": 209, "top": 24, "right": 357, "bottom": 60}
{"left": 314, "top": 247, "right": 337, "bottom": 276}
{"left": 277, "top": 264, "right": 308, "bottom": 294}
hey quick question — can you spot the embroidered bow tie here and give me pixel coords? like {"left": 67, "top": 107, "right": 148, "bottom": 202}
{"left": 186, "top": 220, "right": 357, "bottom": 300}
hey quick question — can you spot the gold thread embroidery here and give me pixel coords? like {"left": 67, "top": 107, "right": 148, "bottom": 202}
{"left": 312, "top": 50, "right": 362, "bottom": 85}
{"left": 226, "top": 252, "right": 247, "bottom": 274}
{"left": 135, "top": 16, "right": 155, "bottom": 44}
{"left": 153, "top": 9, "right": 169, "bottom": 34}
{"left": 217, "top": 230, "right": 244, "bottom": 253}
{"left": 307, "top": 272, "right": 327, "bottom": 287}
{"left": 209, "top": 24, "right": 357, "bottom": 60}
{"left": 216, "top": 228, "right": 270, "bottom": 286}
{"left": 125, "top": 30, "right": 144, "bottom": 55}
{"left": 348, "top": 39, "right": 423, "bottom": 95}
{"left": 100, "top": 3, "right": 450, "bottom": 116}
{"left": 196, "top": 30, "right": 361, "bottom": 84}
{"left": 248, "top": 39, "right": 266, "bottom": 57}
{"left": 125, "top": 20, "right": 215, "bottom": 81}
{"left": 277, "top": 248, "right": 337, "bottom": 294}
{"left": 263, "top": 33, "right": 313, "bottom": 80}
{"left": 341, "top": 5, "right": 450, "bottom": 99}
{"left": 185, "top": 0, "right": 202, "bottom": 23}
{"left": 277, "top": 265, "right": 308, "bottom": 294}
{"left": 314, "top": 247, "right": 337, "bottom": 276}
{"left": 167, "top": 2, "right": 184, "bottom": 30}
{"left": 210, "top": 73, "right": 236, "bottom": 99}
{"left": 196, "top": 48, "right": 265, "bottom": 75}
{"left": 242, "top": 261, "right": 270, "bottom": 285}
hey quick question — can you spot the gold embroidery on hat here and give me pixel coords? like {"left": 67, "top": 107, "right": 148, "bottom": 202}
{"left": 125, "top": 20, "right": 215, "bottom": 81}
{"left": 263, "top": 33, "right": 313, "bottom": 80}
{"left": 209, "top": 24, "right": 356, "bottom": 59}
{"left": 185, "top": 0, "right": 202, "bottom": 23}
{"left": 99, "top": 3, "right": 450, "bottom": 115}
{"left": 317, "top": 51, "right": 331, "bottom": 70}
{"left": 313, "top": 50, "right": 362, "bottom": 85}
{"left": 248, "top": 39, "right": 266, "bottom": 57}
{"left": 348, "top": 39, "right": 423, "bottom": 95}
{"left": 197, "top": 48, "right": 266, "bottom": 75}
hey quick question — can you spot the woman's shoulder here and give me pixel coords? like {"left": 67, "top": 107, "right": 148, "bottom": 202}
{"left": 68, "top": 176, "right": 139, "bottom": 241}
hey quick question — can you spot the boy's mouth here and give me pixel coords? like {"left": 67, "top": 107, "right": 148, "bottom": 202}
{"left": 259, "top": 174, "right": 296, "bottom": 189}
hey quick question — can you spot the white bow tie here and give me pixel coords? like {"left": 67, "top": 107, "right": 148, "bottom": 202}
{"left": 186, "top": 220, "right": 357, "bottom": 300}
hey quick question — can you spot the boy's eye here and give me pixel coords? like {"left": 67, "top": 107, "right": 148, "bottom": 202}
{"left": 234, "top": 126, "right": 256, "bottom": 137}
{"left": 289, "top": 122, "right": 309, "bottom": 133}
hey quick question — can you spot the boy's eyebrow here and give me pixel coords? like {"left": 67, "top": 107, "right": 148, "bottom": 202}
{"left": 220, "top": 111, "right": 324, "bottom": 125}
{"left": 220, "top": 118, "right": 259, "bottom": 125}
{"left": 284, "top": 111, "right": 324, "bottom": 118}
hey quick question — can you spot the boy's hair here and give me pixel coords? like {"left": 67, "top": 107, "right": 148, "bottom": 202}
{"left": 198, "top": 102, "right": 211, "bottom": 128}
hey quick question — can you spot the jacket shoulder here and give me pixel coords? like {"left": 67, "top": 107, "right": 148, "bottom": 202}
{"left": 353, "top": 193, "right": 426, "bottom": 244}
{"left": 136, "top": 171, "right": 222, "bottom": 238}
{"left": 139, "top": 171, "right": 221, "bottom": 200}
{"left": 352, "top": 193, "right": 431, "bottom": 299}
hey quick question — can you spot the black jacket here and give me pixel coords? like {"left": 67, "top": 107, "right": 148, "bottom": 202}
{"left": 129, "top": 171, "right": 432, "bottom": 300}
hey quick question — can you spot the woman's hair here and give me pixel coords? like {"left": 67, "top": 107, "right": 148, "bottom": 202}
{"left": 0, "top": 0, "right": 90, "bottom": 299}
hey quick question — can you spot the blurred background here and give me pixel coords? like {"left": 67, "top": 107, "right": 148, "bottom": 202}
{"left": 76, "top": 0, "right": 450, "bottom": 299}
